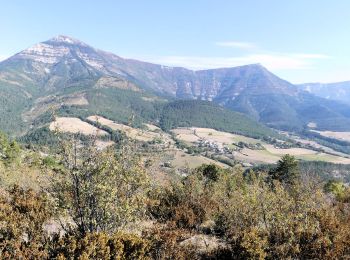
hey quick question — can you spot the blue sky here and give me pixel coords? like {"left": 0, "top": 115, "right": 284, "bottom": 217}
{"left": 0, "top": 0, "right": 349, "bottom": 83}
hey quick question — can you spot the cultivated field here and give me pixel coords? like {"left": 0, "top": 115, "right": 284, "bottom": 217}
{"left": 172, "top": 127, "right": 350, "bottom": 164}
{"left": 264, "top": 144, "right": 316, "bottom": 156}
{"left": 280, "top": 131, "right": 350, "bottom": 158}
{"left": 172, "top": 127, "right": 259, "bottom": 145}
{"left": 234, "top": 148, "right": 280, "bottom": 164}
{"left": 237, "top": 147, "right": 350, "bottom": 164}
{"left": 294, "top": 153, "right": 350, "bottom": 164}
{"left": 50, "top": 117, "right": 108, "bottom": 136}
{"left": 87, "top": 115, "right": 173, "bottom": 144}
{"left": 168, "top": 149, "right": 228, "bottom": 169}
{"left": 312, "top": 130, "right": 350, "bottom": 142}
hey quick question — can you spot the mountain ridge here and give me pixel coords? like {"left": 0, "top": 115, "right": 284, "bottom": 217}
{"left": 298, "top": 81, "right": 350, "bottom": 104}
{"left": 1, "top": 35, "right": 350, "bottom": 134}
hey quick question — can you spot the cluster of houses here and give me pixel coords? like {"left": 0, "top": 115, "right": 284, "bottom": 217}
{"left": 196, "top": 138, "right": 231, "bottom": 154}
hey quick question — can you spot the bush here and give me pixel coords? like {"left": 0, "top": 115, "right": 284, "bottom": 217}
{"left": 0, "top": 131, "right": 20, "bottom": 166}
{"left": 324, "top": 180, "right": 350, "bottom": 202}
{"left": 50, "top": 136, "right": 150, "bottom": 235}
{"left": 50, "top": 232, "right": 149, "bottom": 259}
{"left": 145, "top": 226, "right": 198, "bottom": 260}
{"left": 0, "top": 186, "right": 54, "bottom": 259}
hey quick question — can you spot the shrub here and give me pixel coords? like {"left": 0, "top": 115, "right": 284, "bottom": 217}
{"left": 0, "top": 186, "right": 54, "bottom": 259}
{"left": 50, "top": 136, "right": 150, "bottom": 235}
{"left": 50, "top": 232, "right": 150, "bottom": 259}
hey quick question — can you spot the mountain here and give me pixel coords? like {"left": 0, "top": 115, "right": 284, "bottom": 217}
{"left": 298, "top": 82, "right": 350, "bottom": 104}
{"left": 1, "top": 35, "right": 350, "bottom": 135}
{"left": 148, "top": 65, "right": 350, "bottom": 131}
{"left": 0, "top": 36, "right": 277, "bottom": 138}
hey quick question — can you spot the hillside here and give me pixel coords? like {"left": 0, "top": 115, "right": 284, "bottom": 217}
{"left": 158, "top": 100, "right": 277, "bottom": 138}
{"left": 0, "top": 36, "right": 276, "bottom": 138}
{"left": 22, "top": 97, "right": 278, "bottom": 145}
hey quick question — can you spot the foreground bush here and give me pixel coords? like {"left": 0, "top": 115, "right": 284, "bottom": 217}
{"left": 1, "top": 134, "right": 350, "bottom": 259}
{"left": 50, "top": 232, "right": 149, "bottom": 259}
{"left": 51, "top": 136, "right": 150, "bottom": 235}
{"left": 148, "top": 164, "right": 224, "bottom": 230}
{"left": 149, "top": 162, "right": 350, "bottom": 259}
{"left": 0, "top": 186, "right": 53, "bottom": 259}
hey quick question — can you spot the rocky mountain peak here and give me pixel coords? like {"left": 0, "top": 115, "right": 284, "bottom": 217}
{"left": 10, "top": 35, "right": 104, "bottom": 70}
{"left": 45, "top": 35, "right": 88, "bottom": 46}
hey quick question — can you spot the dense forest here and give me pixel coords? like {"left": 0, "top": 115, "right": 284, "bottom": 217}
{"left": 158, "top": 100, "right": 278, "bottom": 139}
{"left": 0, "top": 131, "right": 350, "bottom": 259}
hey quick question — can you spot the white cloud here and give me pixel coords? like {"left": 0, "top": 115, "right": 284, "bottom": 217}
{"left": 215, "top": 41, "right": 257, "bottom": 50}
{"left": 139, "top": 52, "right": 329, "bottom": 71}
{"left": 313, "top": 69, "right": 350, "bottom": 84}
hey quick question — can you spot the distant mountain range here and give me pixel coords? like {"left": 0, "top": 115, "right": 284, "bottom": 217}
{"left": 1, "top": 35, "right": 350, "bottom": 135}
{"left": 298, "top": 82, "right": 350, "bottom": 104}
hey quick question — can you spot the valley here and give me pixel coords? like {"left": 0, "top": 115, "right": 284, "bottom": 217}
{"left": 46, "top": 115, "right": 350, "bottom": 175}
{"left": 171, "top": 127, "right": 350, "bottom": 165}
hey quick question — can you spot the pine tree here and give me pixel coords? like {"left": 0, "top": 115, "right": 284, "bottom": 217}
{"left": 269, "top": 154, "right": 300, "bottom": 186}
